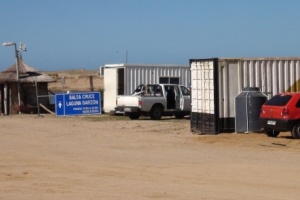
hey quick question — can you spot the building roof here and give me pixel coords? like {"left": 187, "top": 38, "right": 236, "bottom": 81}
{"left": 0, "top": 58, "right": 54, "bottom": 83}
{"left": 103, "top": 63, "right": 189, "bottom": 68}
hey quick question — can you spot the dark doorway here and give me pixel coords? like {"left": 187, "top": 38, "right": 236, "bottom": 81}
{"left": 117, "top": 68, "right": 124, "bottom": 95}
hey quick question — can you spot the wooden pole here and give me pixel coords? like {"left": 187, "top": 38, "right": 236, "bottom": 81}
{"left": 39, "top": 103, "right": 55, "bottom": 115}
{"left": 89, "top": 76, "right": 94, "bottom": 91}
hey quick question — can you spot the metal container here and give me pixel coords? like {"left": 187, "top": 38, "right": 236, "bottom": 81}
{"left": 190, "top": 57, "right": 300, "bottom": 134}
{"left": 235, "top": 87, "right": 267, "bottom": 133}
{"left": 103, "top": 63, "right": 190, "bottom": 113}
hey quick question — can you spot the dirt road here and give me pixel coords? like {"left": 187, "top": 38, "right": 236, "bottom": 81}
{"left": 0, "top": 114, "right": 300, "bottom": 199}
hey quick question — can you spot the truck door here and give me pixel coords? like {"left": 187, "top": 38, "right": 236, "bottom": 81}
{"left": 179, "top": 86, "right": 191, "bottom": 111}
{"left": 174, "top": 86, "right": 181, "bottom": 110}
{"left": 165, "top": 85, "right": 176, "bottom": 109}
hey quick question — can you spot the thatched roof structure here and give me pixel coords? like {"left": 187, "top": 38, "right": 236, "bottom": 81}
{"left": 0, "top": 58, "right": 54, "bottom": 83}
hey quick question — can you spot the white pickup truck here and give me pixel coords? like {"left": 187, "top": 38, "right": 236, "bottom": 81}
{"left": 115, "top": 84, "right": 191, "bottom": 120}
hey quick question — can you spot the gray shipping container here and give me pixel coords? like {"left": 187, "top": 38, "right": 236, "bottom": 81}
{"left": 190, "top": 57, "right": 300, "bottom": 134}
{"left": 102, "top": 63, "right": 190, "bottom": 113}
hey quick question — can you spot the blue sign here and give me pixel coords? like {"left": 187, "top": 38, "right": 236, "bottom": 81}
{"left": 55, "top": 92, "right": 101, "bottom": 116}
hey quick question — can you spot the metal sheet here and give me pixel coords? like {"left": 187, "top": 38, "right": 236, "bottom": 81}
{"left": 125, "top": 65, "right": 190, "bottom": 95}
{"left": 234, "top": 59, "right": 300, "bottom": 98}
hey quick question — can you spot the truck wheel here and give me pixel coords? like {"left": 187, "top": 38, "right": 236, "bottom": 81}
{"left": 291, "top": 124, "right": 300, "bottom": 139}
{"left": 128, "top": 113, "right": 140, "bottom": 120}
{"left": 265, "top": 129, "right": 280, "bottom": 137}
{"left": 150, "top": 105, "right": 162, "bottom": 120}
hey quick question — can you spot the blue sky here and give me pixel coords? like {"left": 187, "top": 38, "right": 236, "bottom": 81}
{"left": 1, "top": 0, "right": 300, "bottom": 71}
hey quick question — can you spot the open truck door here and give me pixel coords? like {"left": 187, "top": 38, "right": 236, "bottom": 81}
{"left": 180, "top": 86, "right": 191, "bottom": 111}
{"left": 174, "top": 86, "right": 181, "bottom": 110}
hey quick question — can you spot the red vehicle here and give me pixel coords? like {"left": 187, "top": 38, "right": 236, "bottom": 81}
{"left": 260, "top": 92, "right": 300, "bottom": 138}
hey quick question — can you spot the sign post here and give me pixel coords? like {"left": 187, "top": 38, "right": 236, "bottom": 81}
{"left": 55, "top": 92, "right": 101, "bottom": 116}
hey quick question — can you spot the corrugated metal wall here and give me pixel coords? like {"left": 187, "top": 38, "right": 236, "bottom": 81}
{"left": 236, "top": 59, "right": 300, "bottom": 98}
{"left": 125, "top": 66, "right": 190, "bottom": 95}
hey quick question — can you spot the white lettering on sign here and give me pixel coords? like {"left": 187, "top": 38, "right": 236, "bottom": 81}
{"left": 82, "top": 100, "right": 99, "bottom": 105}
{"left": 66, "top": 101, "right": 82, "bottom": 106}
{"left": 82, "top": 94, "right": 95, "bottom": 99}
{"left": 69, "top": 94, "right": 82, "bottom": 100}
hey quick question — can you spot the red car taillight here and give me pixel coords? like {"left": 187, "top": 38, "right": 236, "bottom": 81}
{"left": 281, "top": 107, "right": 289, "bottom": 116}
{"left": 138, "top": 98, "right": 142, "bottom": 106}
{"left": 260, "top": 107, "right": 265, "bottom": 114}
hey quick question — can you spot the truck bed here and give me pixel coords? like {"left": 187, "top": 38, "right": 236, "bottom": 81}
{"left": 115, "top": 95, "right": 140, "bottom": 114}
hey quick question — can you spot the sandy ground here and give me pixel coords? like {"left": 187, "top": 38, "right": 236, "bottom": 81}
{"left": 1, "top": 114, "right": 300, "bottom": 200}
{"left": 1, "top": 69, "right": 300, "bottom": 199}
